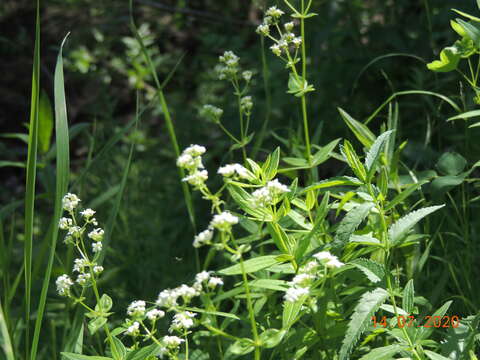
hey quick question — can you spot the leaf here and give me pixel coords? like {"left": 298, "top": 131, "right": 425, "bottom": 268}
{"left": 182, "top": 306, "right": 240, "bottom": 320}
{"left": 341, "top": 141, "right": 367, "bottom": 182}
{"left": 427, "top": 46, "right": 461, "bottom": 72}
{"left": 331, "top": 202, "right": 374, "bottom": 251}
{"left": 125, "top": 344, "right": 163, "bottom": 360}
{"left": 339, "top": 288, "right": 389, "bottom": 360}
{"left": 451, "top": 19, "right": 468, "bottom": 37}
{"left": 402, "top": 280, "right": 415, "bottom": 314}
{"left": 349, "top": 258, "right": 385, "bottom": 283}
{"left": 283, "top": 296, "right": 307, "bottom": 329}
{"left": 364, "top": 130, "right": 394, "bottom": 177}
{"left": 311, "top": 138, "right": 341, "bottom": 166}
{"left": 456, "top": 19, "right": 480, "bottom": 48}
{"left": 453, "top": 8, "right": 480, "bottom": 22}
{"left": 263, "top": 147, "right": 280, "bottom": 181}
{"left": 338, "top": 107, "right": 376, "bottom": 148}
{"left": 287, "top": 73, "right": 315, "bottom": 97}
{"left": 99, "top": 294, "right": 113, "bottom": 312}
{"left": 385, "top": 180, "right": 428, "bottom": 211}
{"left": 388, "top": 205, "right": 444, "bottom": 246}
{"left": 88, "top": 317, "right": 107, "bottom": 335}
{"left": 227, "top": 185, "right": 272, "bottom": 221}
{"left": 110, "top": 336, "right": 126, "bottom": 360}
{"left": 441, "top": 313, "right": 480, "bottom": 359}
{"left": 218, "top": 255, "right": 282, "bottom": 275}
{"left": 424, "top": 351, "right": 450, "bottom": 360}
{"left": 417, "top": 301, "right": 453, "bottom": 341}
{"left": 358, "top": 344, "right": 406, "bottom": 360}
{"left": 302, "top": 176, "right": 362, "bottom": 192}
{"left": 61, "top": 353, "right": 113, "bottom": 360}
{"left": 448, "top": 109, "right": 480, "bottom": 121}
{"left": 38, "top": 90, "right": 54, "bottom": 154}
{"left": 228, "top": 338, "right": 255, "bottom": 355}
{"left": 436, "top": 152, "right": 467, "bottom": 176}
{"left": 248, "top": 279, "right": 289, "bottom": 292}
{"left": 259, "top": 329, "right": 287, "bottom": 348}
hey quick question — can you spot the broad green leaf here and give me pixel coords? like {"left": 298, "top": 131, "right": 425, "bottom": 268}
{"left": 339, "top": 288, "right": 389, "bottom": 360}
{"left": 227, "top": 185, "right": 272, "bottom": 221}
{"left": 228, "top": 338, "right": 255, "bottom": 355}
{"left": 457, "top": 19, "right": 480, "bottom": 47}
{"left": 263, "top": 147, "right": 280, "bottom": 181}
{"left": 417, "top": 301, "right": 452, "bottom": 341}
{"left": 331, "top": 202, "right": 374, "bottom": 251}
{"left": 259, "top": 329, "right": 287, "bottom": 348}
{"left": 358, "top": 344, "right": 406, "bottom": 360}
{"left": 338, "top": 107, "right": 376, "bottom": 147}
{"left": 61, "top": 353, "right": 112, "bottom": 360}
{"left": 402, "top": 280, "right": 415, "bottom": 314}
{"left": 125, "top": 344, "right": 163, "bottom": 360}
{"left": 287, "top": 73, "right": 314, "bottom": 97}
{"left": 311, "top": 138, "right": 340, "bottom": 166}
{"left": 436, "top": 152, "right": 467, "bottom": 176}
{"left": 424, "top": 351, "right": 450, "bottom": 360}
{"left": 385, "top": 180, "right": 428, "bottom": 211}
{"left": 303, "top": 176, "right": 362, "bottom": 192}
{"left": 99, "top": 294, "right": 113, "bottom": 312}
{"left": 427, "top": 46, "right": 461, "bottom": 72}
{"left": 349, "top": 258, "right": 385, "bottom": 283}
{"left": 364, "top": 130, "right": 394, "bottom": 177}
{"left": 448, "top": 109, "right": 480, "bottom": 121}
{"left": 38, "top": 90, "right": 54, "bottom": 154}
{"left": 88, "top": 317, "right": 107, "bottom": 335}
{"left": 282, "top": 296, "right": 307, "bottom": 329}
{"left": 388, "top": 205, "right": 444, "bottom": 246}
{"left": 110, "top": 336, "right": 126, "bottom": 360}
{"left": 218, "top": 255, "right": 282, "bottom": 275}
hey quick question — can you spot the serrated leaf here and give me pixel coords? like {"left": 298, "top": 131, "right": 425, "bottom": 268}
{"left": 350, "top": 258, "right": 385, "bottom": 283}
{"left": 339, "top": 288, "right": 389, "bottom": 360}
{"left": 427, "top": 46, "right": 461, "bottom": 72}
{"left": 61, "top": 353, "right": 113, "bottom": 360}
{"left": 227, "top": 185, "right": 273, "bottom": 221}
{"left": 402, "top": 280, "right": 415, "bottom": 314}
{"left": 358, "top": 344, "right": 406, "bottom": 360}
{"left": 338, "top": 107, "right": 376, "bottom": 148}
{"left": 218, "top": 255, "right": 282, "bottom": 275}
{"left": 364, "top": 130, "right": 394, "bottom": 176}
{"left": 341, "top": 141, "right": 367, "bottom": 182}
{"left": 417, "top": 301, "right": 452, "bottom": 341}
{"left": 331, "top": 202, "right": 374, "bottom": 251}
{"left": 388, "top": 205, "right": 444, "bottom": 246}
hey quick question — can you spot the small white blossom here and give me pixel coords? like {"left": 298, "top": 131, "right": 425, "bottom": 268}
{"left": 200, "top": 104, "right": 223, "bottom": 122}
{"left": 156, "top": 289, "right": 179, "bottom": 308}
{"left": 301, "top": 261, "right": 318, "bottom": 274}
{"left": 176, "top": 284, "right": 200, "bottom": 301}
{"left": 183, "top": 144, "right": 206, "bottom": 157}
{"left": 252, "top": 187, "right": 273, "bottom": 207}
{"left": 284, "top": 21, "right": 295, "bottom": 31}
{"left": 256, "top": 23, "right": 270, "bottom": 36}
{"left": 292, "top": 37, "right": 302, "bottom": 47}
{"left": 93, "top": 265, "right": 104, "bottom": 274}
{"left": 242, "top": 70, "right": 253, "bottom": 82}
{"left": 326, "top": 258, "right": 344, "bottom": 268}
{"left": 169, "top": 311, "right": 197, "bottom": 332}
{"left": 88, "top": 228, "right": 104, "bottom": 242}
{"left": 266, "top": 6, "right": 284, "bottom": 18}
{"left": 313, "top": 251, "right": 344, "bottom": 268}
{"left": 59, "top": 217, "right": 73, "bottom": 230}
{"left": 218, "top": 163, "right": 250, "bottom": 179}
{"left": 210, "top": 211, "right": 239, "bottom": 232}
{"left": 182, "top": 170, "right": 208, "bottom": 187}
{"left": 240, "top": 96, "right": 253, "bottom": 114}
{"left": 163, "top": 335, "right": 184, "bottom": 348}
{"left": 208, "top": 276, "right": 224, "bottom": 288}
{"left": 146, "top": 309, "right": 165, "bottom": 321}
{"left": 56, "top": 274, "right": 73, "bottom": 296}
{"left": 76, "top": 273, "right": 91, "bottom": 286}
{"left": 284, "top": 287, "right": 309, "bottom": 302}
{"left": 62, "top": 193, "right": 81, "bottom": 212}
{"left": 267, "top": 179, "right": 290, "bottom": 195}
{"left": 193, "top": 229, "right": 213, "bottom": 248}
{"left": 195, "top": 271, "right": 211, "bottom": 283}
{"left": 176, "top": 153, "right": 195, "bottom": 168}
{"left": 270, "top": 44, "right": 282, "bottom": 56}
{"left": 125, "top": 321, "right": 140, "bottom": 336}
{"left": 73, "top": 258, "right": 88, "bottom": 273}
{"left": 291, "top": 273, "right": 315, "bottom": 287}
{"left": 127, "top": 300, "right": 146, "bottom": 317}
{"left": 80, "top": 208, "right": 95, "bottom": 219}
{"left": 67, "top": 226, "right": 83, "bottom": 238}
{"left": 92, "top": 241, "right": 102, "bottom": 253}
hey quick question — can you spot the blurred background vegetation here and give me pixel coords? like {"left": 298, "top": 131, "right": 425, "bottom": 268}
{"left": 1, "top": 0, "right": 479, "bottom": 355}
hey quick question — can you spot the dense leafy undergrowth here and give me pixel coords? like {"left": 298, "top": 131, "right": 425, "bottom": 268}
{"left": 1, "top": 0, "right": 480, "bottom": 359}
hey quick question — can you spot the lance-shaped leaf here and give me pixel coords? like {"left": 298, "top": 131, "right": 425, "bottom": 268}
{"left": 358, "top": 344, "right": 406, "bottom": 360}
{"left": 341, "top": 141, "right": 367, "bottom": 182}
{"left": 331, "top": 202, "right": 374, "bottom": 251}
{"left": 364, "top": 130, "right": 394, "bottom": 178}
{"left": 349, "top": 258, "right": 385, "bottom": 284}
{"left": 339, "top": 288, "right": 389, "bottom": 360}
{"left": 338, "top": 107, "right": 376, "bottom": 148}
{"left": 388, "top": 205, "right": 444, "bottom": 246}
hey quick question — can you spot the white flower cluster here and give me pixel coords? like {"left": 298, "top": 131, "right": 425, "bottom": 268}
{"left": 177, "top": 145, "right": 208, "bottom": 188}
{"left": 169, "top": 311, "right": 197, "bottom": 333}
{"left": 240, "top": 95, "right": 253, "bottom": 115}
{"left": 62, "top": 193, "right": 81, "bottom": 212}
{"left": 127, "top": 300, "right": 146, "bottom": 318}
{"left": 193, "top": 229, "right": 213, "bottom": 248}
{"left": 252, "top": 179, "right": 290, "bottom": 207}
{"left": 55, "top": 274, "right": 74, "bottom": 296}
{"left": 218, "top": 163, "right": 251, "bottom": 180}
{"left": 216, "top": 50, "right": 240, "bottom": 80}
{"left": 284, "top": 252, "right": 344, "bottom": 303}
{"left": 199, "top": 104, "right": 223, "bottom": 123}
{"left": 193, "top": 211, "right": 239, "bottom": 248}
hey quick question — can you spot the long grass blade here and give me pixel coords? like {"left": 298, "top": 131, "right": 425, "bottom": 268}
{"left": 0, "top": 300, "right": 15, "bottom": 360}
{"left": 23, "top": 1, "right": 41, "bottom": 357}
{"left": 30, "top": 34, "right": 71, "bottom": 360}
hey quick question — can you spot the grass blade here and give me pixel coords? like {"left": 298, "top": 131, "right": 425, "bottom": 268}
{"left": 30, "top": 34, "right": 71, "bottom": 360}
{"left": 24, "top": 1, "right": 41, "bottom": 357}
{"left": 0, "top": 299, "right": 15, "bottom": 360}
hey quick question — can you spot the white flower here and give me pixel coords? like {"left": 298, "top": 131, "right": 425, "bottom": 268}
{"left": 88, "top": 228, "right": 104, "bottom": 242}
{"left": 210, "top": 211, "right": 239, "bottom": 232}
{"left": 208, "top": 277, "right": 224, "bottom": 288}
{"left": 182, "top": 170, "right": 208, "bottom": 187}
{"left": 92, "top": 242, "right": 102, "bottom": 253}
{"left": 80, "top": 208, "right": 95, "bottom": 219}
{"left": 59, "top": 217, "right": 73, "bottom": 230}
{"left": 325, "top": 258, "right": 344, "bottom": 268}
{"left": 184, "top": 144, "right": 206, "bottom": 157}
{"left": 284, "top": 287, "right": 309, "bottom": 302}
{"left": 93, "top": 265, "right": 104, "bottom": 274}
{"left": 67, "top": 226, "right": 83, "bottom": 238}
{"left": 270, "top": 44, "right": 282, "bottom": 56}
{"left": 76, "top": 273, "right": 91, "bottom": 286}
{"left": 266, "top": 6, "right": 284, "bottom": 18}
{"left": 284, "top": 22, "right": 294, "bottom": 31}
{"left": 292, "top": 37, "right": 302, "bottom": 47}
{"left": 218, "top": 163, "right": 250, "bottom": 179}
{"left": 252, "top": 187, "right": 273, "bottom": 207}
{"left": 176, "top": 153, "right": 195, "bottom": 168}
{"left": 176, "top": 284, "right": 199, "bottom": 300}
{"left": 73, "top": 258, "right": 88, "bottom": 273}
{"left": 256, "top": 23, "right": 270, "bottom": 36}
{"left": 125, "top": 321, "right": 140, "bottom": 336}
{"left": 146, "top": 309, "right": 165, "bottom": 321}
{"left": 56, "top": 274, "right": 73, "bottom": 296}
{"left": 267, "top": 179, "right": 290, "bottom": 195}
{"left": 169, "top": 311, "right": 197, "bottom": 332}
{"left": 242, "top": 70, "right": 253, "bottom": 82}
{"left": 156, "top": 289, "right": 179, "bottom": 308}
{"left": 195, "top": 271, "right": 211, "bottom": 283}
{"left": 240, "top": 96, "right": 253, "bottom": 114}
{"left": 291, "top": 273, "right": 315, "bottom": 287}
{"left": 127, "top": 300, "right": 146, "bottom": 317}
{"left": 163, "top": 335, "right": 184, "bottom": 348}
{"left": 200, "top": 104, "right": 223, "bottom": 122}
{"left": 313, "top": 251, "right": 344, "bottom": 269}
{"left": 193, "top": 229, "right": 213, "bottom": 248}
{"left": 62, "top": 193, "right": 81, "bottom": 212}
{"left": 301, "top": 261, "right": 318, "bottom": 274}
